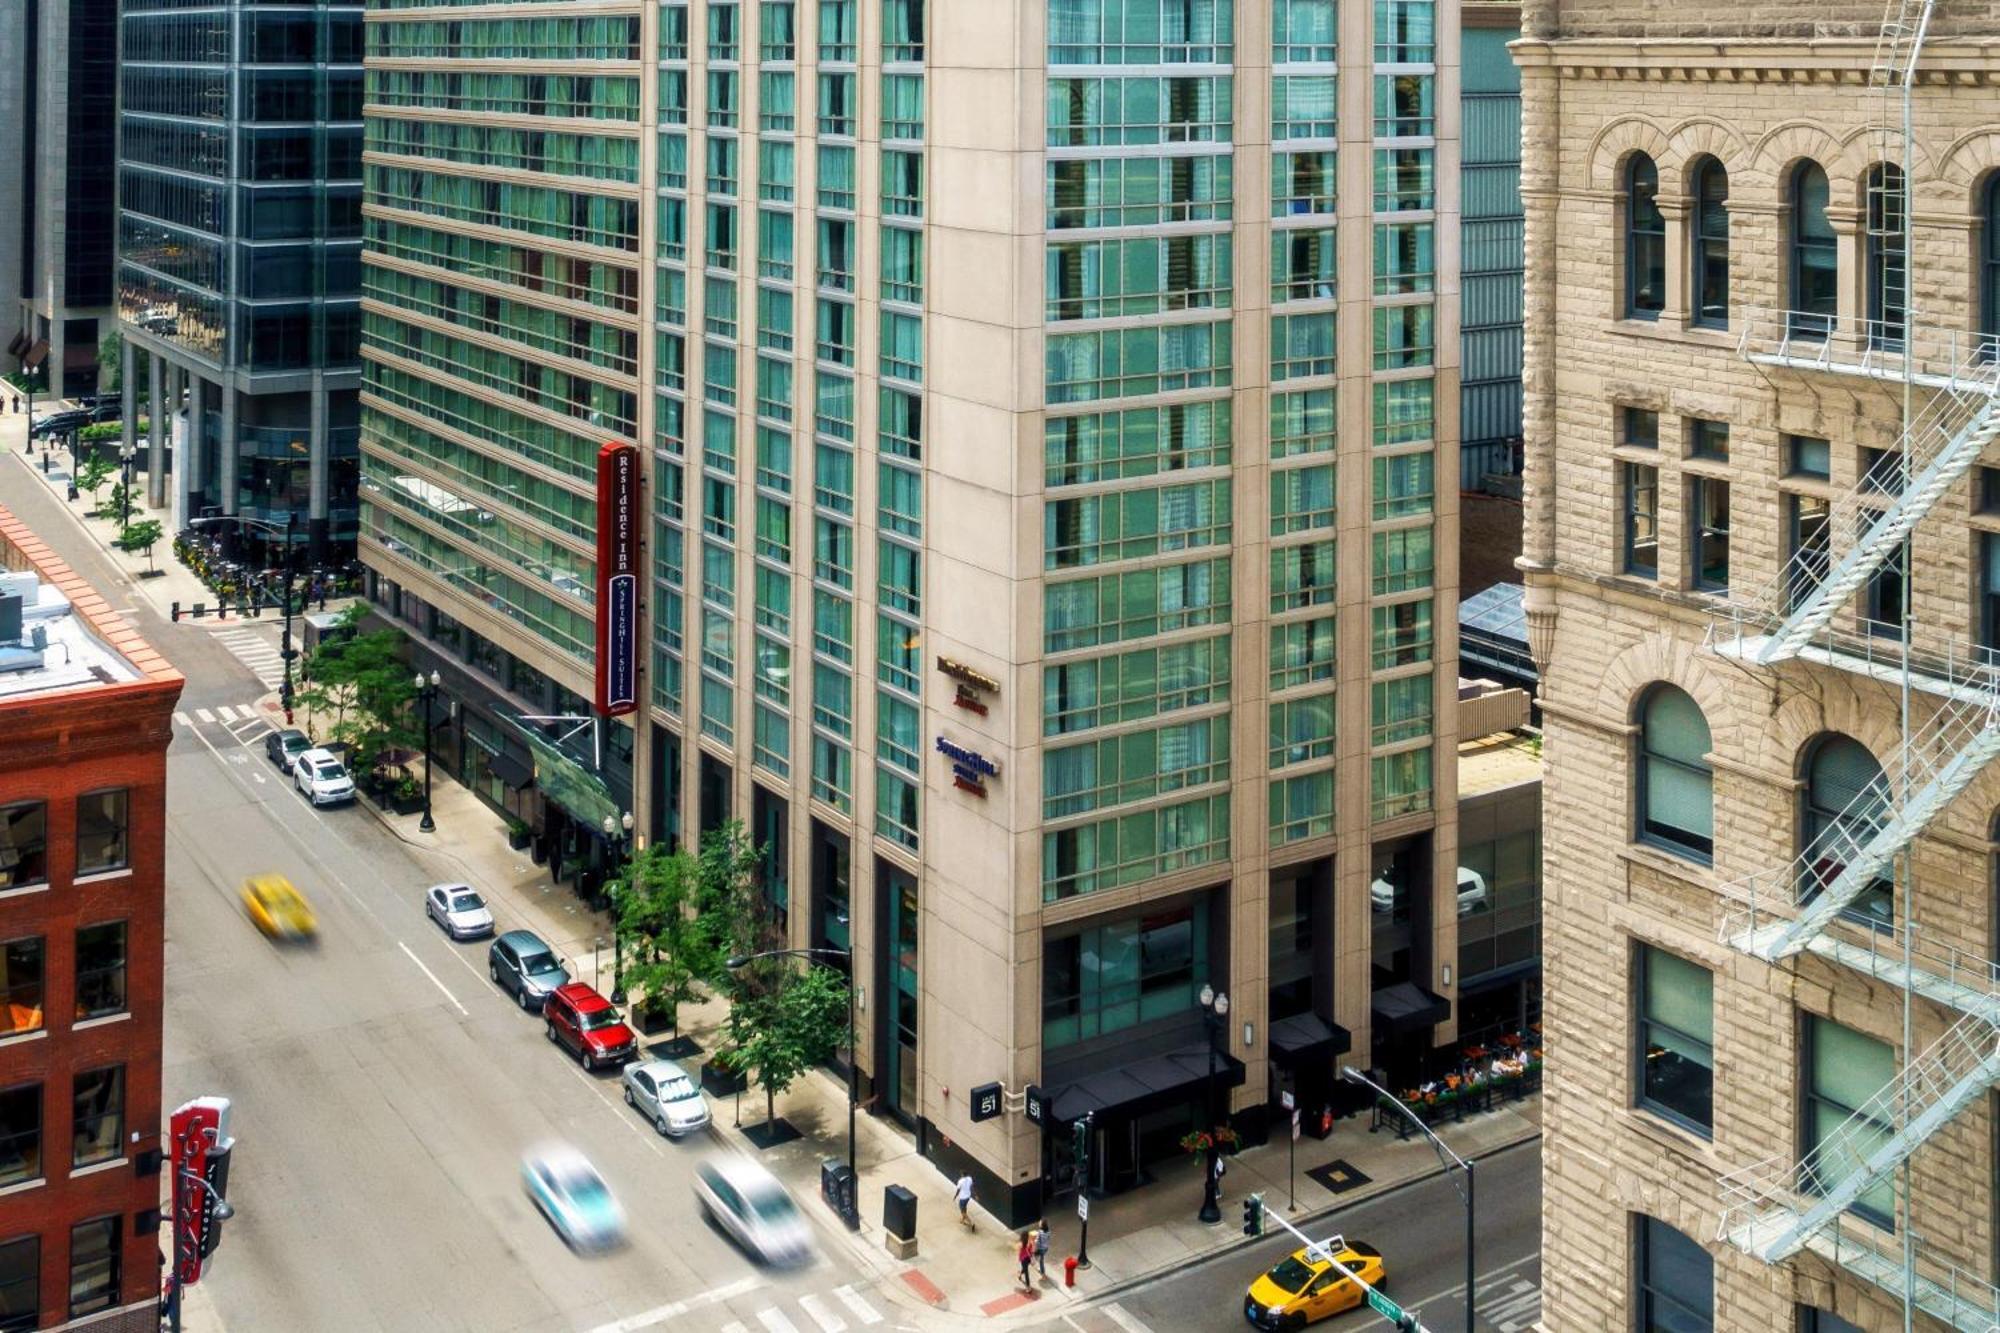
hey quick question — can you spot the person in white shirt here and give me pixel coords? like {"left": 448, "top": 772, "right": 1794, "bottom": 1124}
{"left": 954, "top": 1172, "right": 974, "bottom": 1229}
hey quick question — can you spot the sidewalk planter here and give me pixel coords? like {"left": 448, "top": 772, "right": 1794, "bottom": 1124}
{"left": 701, "top": 1057, "right": 747, "bottom": 1097}
{"left": 505, "top": 820, "right": 531, "bottom": 850}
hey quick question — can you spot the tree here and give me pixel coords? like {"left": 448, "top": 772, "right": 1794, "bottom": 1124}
{"left": 118, "top": 519, "right": 164, "bottom": 573}
{"left": 615, "top": 845, "right": 706, "bottom": 1038}
{"left": 103, "top": 481, "right": 135, "bottom": 526}
{"left": 732, "top": 962, "right": 850, "bottom": 1132}
{"left": 75, "top": 455, "right": 114, "bottom": 512}
{"left": 690, "top": 820, "right": 768, "bottom": 976}
{"left": 293, "top": 605, "right": 419, "bottom": 779}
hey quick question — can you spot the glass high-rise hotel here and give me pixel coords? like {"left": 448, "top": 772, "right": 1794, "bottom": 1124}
{"left": 360, "top": 0, "right": 1462, "bottom": 1222}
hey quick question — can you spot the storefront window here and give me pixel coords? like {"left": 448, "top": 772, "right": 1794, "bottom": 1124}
{"left": 1043, "top": 904, "right": 1208, "bottom": 1049}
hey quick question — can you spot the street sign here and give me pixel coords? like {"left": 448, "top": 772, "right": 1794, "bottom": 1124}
{"left": 1023, "top": 1084, "right": 1047, "bottom": 1126}
{"left": 1366, "top": 1286, "right": 1411, "bottom": 1327}
{"left": 1280, "top": 1091, "right": 1295, "bottom": 1111}
{"left": 1077, "top": 1195, "right": 1089, "bottom": 1221}
{"left": 1291, "top": 1109, "right": 1301, "bottom": 1142}
{"left": 969, "top": 1082, "right": 1003, "bottom": 1123}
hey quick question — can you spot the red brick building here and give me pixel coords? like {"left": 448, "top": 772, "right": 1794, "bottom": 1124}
{"left": 0, "top": 506, "right": 180, "bottom": 1332}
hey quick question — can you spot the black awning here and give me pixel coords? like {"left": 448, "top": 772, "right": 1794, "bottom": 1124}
{"left": 489, "top": 749, "right": 534, "bottom": 790}
{"left": 1267, "top": 1012, "right": 1351, "bottom": 1068}
{"left": 1370, "top": 982, "right": 1451, "bottom": 1036}
{"left": 1048, "top": 1041, "right": 1245, "bottom": 1125}
{"left": 22, "top": 340, "right": 48, "bottom": 371}
{"left": 6, "top": 331, "right": 26, "bottom": 358}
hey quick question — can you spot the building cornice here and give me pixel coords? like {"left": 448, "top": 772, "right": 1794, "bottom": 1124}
{"left": 1511, "top": 37, "right": 2000, "bottom": 86}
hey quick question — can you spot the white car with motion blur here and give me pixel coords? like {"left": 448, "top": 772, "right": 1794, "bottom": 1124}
{"left": 693, "top": 1157, "right": 813, "bottom": 1267}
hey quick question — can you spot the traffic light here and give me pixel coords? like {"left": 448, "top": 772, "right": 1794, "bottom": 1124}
{"left": 1241, "top": 1193, "right": 1264, "bottom": 1236}
{"left": 197, "top": 1140, "right": 232, "bottom": 1258}
{"left": 1071, "top": 1116, "right": 1089, "bottom": 1165}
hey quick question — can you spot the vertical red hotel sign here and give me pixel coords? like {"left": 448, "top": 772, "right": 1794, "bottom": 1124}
{"left": 595, "top": 442, "right": 641, "bottom": 716}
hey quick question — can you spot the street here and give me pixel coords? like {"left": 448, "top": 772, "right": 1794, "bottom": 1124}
{"left": 1054, "top": 1139, "right": 1540, "bottom": 1333}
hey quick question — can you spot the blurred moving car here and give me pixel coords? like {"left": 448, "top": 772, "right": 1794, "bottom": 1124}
{"left": 693, "top": 1158, "right": 813, "bottom": 1267}
{"left": 1244, "top": 1241, "right": 1386, "bottom": 1329}
{"left": 521, "top": 1143, "right": 625, "bottom": 1253}
{"left": 293, "top": 748, "right": 355, "bottom": 806}
{"left": 489, "top": 930, "right": 569, "bottom": 1012}
{"left": 621, "top": 1059, "right": 711, "bottom": 1137}
{"left": 241, "top": 874, "right": 317, "bottom": 941}
{"left": 425, "top": 883, "right": 495, "bottom": 940}
{"left": 264, "top": 728, "right": 313, "bottom": 774}
{"left": 543, "top": 982, "right": 637, "bottom": 1071}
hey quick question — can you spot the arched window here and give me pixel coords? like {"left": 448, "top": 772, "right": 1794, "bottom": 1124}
{"left": 1789, "top": 161, "right": 1837, "bottom": 337}
{"left": 1692, "top": 159, "right": 1730, "bottom": 328}
{"left": 1866, "top": 163, "right": 1907, "bottom": 350}
{"left": 1981, "top": 175, "right": 2000, "bottom": 360}
{"left": 1638, "top": 685, "right": 1712, "bottom": 862}
{"left": 1801, "top": 735, "right": 1892, "bottom": 928}
{"left": 1625, "top": 154, "right": 1666, "bottom": 319}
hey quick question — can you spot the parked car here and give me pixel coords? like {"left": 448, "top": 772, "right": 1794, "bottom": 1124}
{"left": 86, "top": 400, "right": 120, "bottom": 424}
{"left": 621, "top": 1059, "right": 711, "bottom": 1138}
{"left": 521, "top": 1143, "right": 625, "bottom": 1253}
{"left": 425, "top": 883, "right": 494, "bottom": 940}
{"left": 1454, "top": 866, "right": 1490, "bottom": 916}
{"left": 693, "top": 1158, "right": 812, "bottom": 1267}
{"left": 543, "top": 982, "right": 637, "bottom": 1071}
{"left": 1244, "top": 1241, "right": 1386, "bottom": 1329}
{"left": 241, "top": 874, "right": 316, "bottom": 941}
{"left": 293, "top": 748, "right": 356, "bottom": 806}
{"left": 489, "top": 929, "right": 569, "bottom": 1012}
{"left": 29, "top": 408, "right": 87, "bottom": 439}
{"left": 264, "top": 728, "right": 312, "bottom": 774}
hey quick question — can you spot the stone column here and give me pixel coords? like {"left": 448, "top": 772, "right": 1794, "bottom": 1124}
{"left": 147, "top": 354, "right": 165, "bottom": 508}
{"left": 1657, "top": 197, "right": 1691, "bottom": 328}
{"left": 183, "top": 374, "right": 206, "bottom": 523}
{"left": 219, "top": 380, "right": 239, "bottom": 541}
{"left": 1829, "top": 207, "right": 1865, "bottom": 357}
{"left": 308, "top": 369, "right": 329, "bottom": 565}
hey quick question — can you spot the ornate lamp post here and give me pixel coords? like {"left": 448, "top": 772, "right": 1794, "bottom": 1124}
{"left": 413, "top": 669, "right": 441, "bottom": 832}
{"left": 1198, "top": 984, "right": 1230, "bottom": 1224}
{"left": 603, "top": 810, "right": 634, "bottom": 1002}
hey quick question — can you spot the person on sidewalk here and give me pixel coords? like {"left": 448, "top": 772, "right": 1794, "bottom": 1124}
{"left": 1034, "top": 1219, "right": 1050, "bottom": 1278}
{"left": 954, "top": 1172, "right": 974, "bottom": 1230}
{"left": 1016, "top": 1231, "right": 1034, "bottom": 1292}
{"left": 1211, "top": 1147, "right": 1227, "bottom": 1201}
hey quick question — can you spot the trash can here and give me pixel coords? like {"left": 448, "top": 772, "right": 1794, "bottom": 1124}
{"left": 883, "top": 1184, "right": 917, "bottom": 1241}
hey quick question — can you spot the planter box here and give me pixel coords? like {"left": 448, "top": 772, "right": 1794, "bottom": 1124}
{"left": 634, "top": 1006, "right": 674, "bottom": 1037}
{"left": 701, "top": 1060, "right": 747, "bottom": 1097}
{"left": 507, "top": 828, "right": 531, "bottom": 851}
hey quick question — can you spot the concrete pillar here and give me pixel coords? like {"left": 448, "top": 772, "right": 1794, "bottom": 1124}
{"left": 308, "top": 369, "right": 329, "bottom": 565}
{"left": 147, "top": 354, "right": 165, "bottom": 510}
{"left": 184, "top": 374, "right": 206, "bottom": 517}
{"left": 219, "top": 378, "right": 238, "bottom": 518}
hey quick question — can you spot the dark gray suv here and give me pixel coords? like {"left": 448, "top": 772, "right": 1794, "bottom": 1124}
{"left": 489, "top": 929, "right": 569, "bottom": 1012}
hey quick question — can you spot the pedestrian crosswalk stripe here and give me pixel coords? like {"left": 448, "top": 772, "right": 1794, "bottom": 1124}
{"left": 831, "top": 1286, "right": 881, "bottom": 1326}
{"left": 173, "top": 711, "right": 190, "bottom": 727}
{"left": 719, "top": 1324, "right": 747, "bottom": 1333}
{"left": 755, "top": 1309, "right": 800, "bottom": 1333}
{"left": 1102, "top": 1304, "right": 1154, "bottom": 1333}
{"left": 795, "top": 1294, "right": 845, "bottom": 1333}
{"left": 216, "top": 704, "right": 239, "bottom": 722}
{"left": 195, "top": 708, "right": 214, "bottom": 723}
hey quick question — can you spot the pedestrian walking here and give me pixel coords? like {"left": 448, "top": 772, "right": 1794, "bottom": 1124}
{"left": 9, "top": 396, "right": 18, "bottom": 414}
{"left": 1211, "top": 1148, "right": 1227, "bottom": 1201}
{"left": 1034, "top": 1218, "right": 1050, "bottom": 1278}
{"left": 954, "top": 1172, "right": 974, "bottom": 1230}
{"left": 1016, "top": 1231, "right": 1034, "bottom": 1291}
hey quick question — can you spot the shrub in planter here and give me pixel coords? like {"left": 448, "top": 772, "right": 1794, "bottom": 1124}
{"left": 505, "top": 818, "right": 531, "bottom": 850}
{"left": 700, "top": 1053, "right": 748, "bottom": 1096}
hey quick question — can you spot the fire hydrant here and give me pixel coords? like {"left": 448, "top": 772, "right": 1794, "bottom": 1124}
{"left": 1064, "top": 1256, "right": 1078, "bottom": 1289}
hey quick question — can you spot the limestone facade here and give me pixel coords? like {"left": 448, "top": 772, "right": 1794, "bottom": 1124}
{"left": 1522, "top": 0, "right": 2000, "bottom": 1328}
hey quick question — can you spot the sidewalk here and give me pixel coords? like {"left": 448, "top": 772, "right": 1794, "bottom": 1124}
{"left": 368, "top": 779, "right": 1543, "bottom": 1326}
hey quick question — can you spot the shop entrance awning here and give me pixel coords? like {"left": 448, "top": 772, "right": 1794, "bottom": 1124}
{"left": 489, "top": 749, "right": 534, "bottom": 790}
{"left": 1267, "top": 1013, "right": 1351, "bottom": 1068}
{"left": 1370, "top": 982, "right": 1451, "bottom": 1037}
{"left": 1047, "top": 1041, "right": 1245, "bottom": 1126}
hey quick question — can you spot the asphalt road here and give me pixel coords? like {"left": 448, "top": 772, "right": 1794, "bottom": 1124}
{"left": 1073, "top": 1139, "right": 1541, "bottom": 1333}
{"left": 2, "top": 449, "right": 890, "bottom": 1332}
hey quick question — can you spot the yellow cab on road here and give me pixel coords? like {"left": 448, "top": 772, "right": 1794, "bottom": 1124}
{"left": 242, "top": 874, "right": 317, "bottom": 941}
{"left": 1243, "top": 1240, "right": 1385, "bottom": 1329}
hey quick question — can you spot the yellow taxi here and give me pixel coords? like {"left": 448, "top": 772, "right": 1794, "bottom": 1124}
{"left": 242, "top": 875, "right": 317, "bottom": 941}
{"left": 1244, "top": 1241, "right": 1385, "bottom": 1329}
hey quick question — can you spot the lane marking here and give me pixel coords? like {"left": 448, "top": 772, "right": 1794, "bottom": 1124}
{"left": 757, "top": 1309, "right": 801, "bottom": 1333}
{"left": 195, "top": 707, "right": 214, "bottom": 723}
{"left": 832, "top": 1286, "right": 882, "bottom": 1326}
{"left": 173, "top": 711, "right": 190, "bottom": 726}
{"left": 584, "top": 1276, "right": 763, "bottom": 1333}
{"left": 720, "top": 1324, "right": 749, "bottom": 1333}
{"left": 396, "top": 940, "right": 469, "bottom": 1016}
{"left": 1102, "top": 1304, "right": 1153, "bottom": 1333}
{"left": 215, "top": 704, "right": 238, "bottom": 722}
{"left": 796, "top": 1294, "right": 846, "bottom": 1332}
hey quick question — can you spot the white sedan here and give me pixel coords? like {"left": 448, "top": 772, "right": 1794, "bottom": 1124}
{"left": 622, "top": 1059, "right": 711, "bottom": 1137}
{"left": 426, "top": 883, "right": 494, "bottom": 940}
{"left": 293, "top": 749, "right": 355, "bottom": 806}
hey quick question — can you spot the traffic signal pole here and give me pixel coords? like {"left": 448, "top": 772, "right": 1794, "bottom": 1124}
{"left": 1262, "top": 1209, "right": 1429, "bottom": 1333}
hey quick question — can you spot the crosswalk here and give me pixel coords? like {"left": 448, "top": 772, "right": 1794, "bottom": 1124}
{"left": 1486, "top": 1276, "right": 1541, "bottom": 1332}
{"left": 212, "top": 626, "right": 287, "bottom": 690}
{"left": 173, "top": 703, "right": 269, "bottom": 730}
{"left": 713, "top": 1283, "right": 884, "bottom": 1333}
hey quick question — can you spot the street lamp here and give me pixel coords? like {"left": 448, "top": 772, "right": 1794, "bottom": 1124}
{"left": 1198, "top": 984, "right": 1230, "bottom": 1224}
{"left": 1344, "top": 1065, "right": 1475, "bottom": 1333}
{"left": 117, "top": 439, "right": 135, "bottom": 529}
{"left": 413, "top": 669, "right": 441, "bottom": 832}
{"left": 602, "top": 810, "right": 634, "bottom": 1002}
{"left": 726, "top": 946, "right": 858, "bottom": 1226}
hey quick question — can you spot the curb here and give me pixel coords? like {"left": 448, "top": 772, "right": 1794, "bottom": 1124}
{"left": 1057, "top": 1129, "right": 1543, "bottom": 1312}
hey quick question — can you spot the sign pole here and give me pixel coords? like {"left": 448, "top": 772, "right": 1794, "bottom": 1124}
{"left": 1281, "top": 1090, "right": 1298, "bottom": 1213}
{"left": 1075, "top": 1112, "right": 1093, "bottom": 1268}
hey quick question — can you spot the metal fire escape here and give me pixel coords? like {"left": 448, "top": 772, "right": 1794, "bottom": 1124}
{"left": 1704, "top": 3, "right": 2000, "bottom": 1328}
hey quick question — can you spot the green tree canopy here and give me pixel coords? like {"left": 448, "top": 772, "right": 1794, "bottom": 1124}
{"left": 733, "top": 962, "right": 850, "bottom": 1130}
{"left": 118, "top": 519, "right": 164, "bottom": 572}
{"left": 294, "top": 605, "right": 419, "bottom": 777}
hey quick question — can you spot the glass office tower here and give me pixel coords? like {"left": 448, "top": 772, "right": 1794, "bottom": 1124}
{"left": 117, "top": 0, "right": 364, "bottom": 563}
{"left": 361, "top": 0, "right": 1461, "bottom": 1225}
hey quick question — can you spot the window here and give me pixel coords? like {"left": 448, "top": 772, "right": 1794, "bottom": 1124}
{"left": 1638, "top": 685, "right": 1712, "bottom": 862}
{"left": 1803, "top": 1016, "right": 1895, "bottom": 1225}
{"left": 1983, "top": 175, "right": 2000, "bottom": 359}
{"left": 1636, "top": 946, "right": 1712, "bottom": 1132}
{"left": 1785, "top": 493, "right": 1830, "bottom": 612}
{"left": 1790, "top": 162, "right": 1837, "bottom": 337}
{"left": 75, "top": 924, "right": 127, "bottom": 1021}
{"left": 1691, "top": 159, "right": 1729, "bottom": 328}
{"left": 0, "top": 940, "right": 42, "bottom": 1037}
{"left": 71, "top": 1067, "right": 122, "bottom": 1168}
{"left": 1620, "top": 406, "right": 1658, "bottom": 449}
{"left": 1800, "top": 1309, "right": 1864, "bottom": 1333}
{"left": 1866, "top": 163, "right": 1907, "bottom": 350}
{"left": 1370, "top": 675, "right": 1432, "bottom": 747}
{"left": 0, "top": 1086, "right": 39, "bottom": 1188}
{"left": 1864, "top": 544, "right": 1906, "bottom": 641}
{"left": 1271, "top": 617, "right": 1336, "bottom": 691}
{"left": 67, "top": 1217, "right": 117, "bottom": 1319}
{"left": 1042, "top": 906, "right": 1208, "bottom": 1048}
{"left": 1687, "top": 418, "right": 1728, "bottom": 462}
{"left": 1621, "top": 463, "right": 1659, "bottom": 579}
{"left": 1687, "top": 476, "right": 1729, "bottom": 592}
{"left": 1625, "top": 154, "right": 1665, "bottom": 319}
{"left": 0, "top": 1235, "right": 36, "bottom": 1331}
{"left": 1371, "top": 527, "right": 1433, "bottom": 595}
{"left": 1983, "top": 532, "right": 2000, "bottom": 652}
{"left": 1270, "top": 694, "right": 1335, "bottom": 767}
{"left": 1786, "top": 435, "right": 1830, "bottom": 479}
{"left": 1371, "top": 748, "right": 1431, "bottom": 820}
{"left": 1636, "top": 1216, "right": 1712, "bottom": 1332}
{"left": 1801, "top": 735, "right": 1892, "bottom": 929}
{"left": 0, "top": 804, "right": 46, "bottom": 890}
{"left": 1371, "top": 600, "right": 1431, "bottom": 670}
